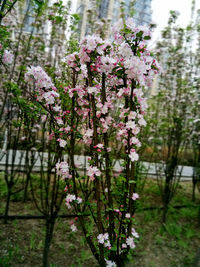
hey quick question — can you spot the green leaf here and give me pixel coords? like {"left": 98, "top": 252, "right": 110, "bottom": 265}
{"left": 129, "top": 180, "right": 136, "bottom": 184}
{"left": 136, "top": 50, "right": 141, "bottom": 57}
{"left": 136, "top": 31, "right": 143, "bottom": 38}
{"left": 144, "top": 36, "right": 151, "bottom": 40}
{"left": 110, "top": 246, "right": 117, "bottom": 251}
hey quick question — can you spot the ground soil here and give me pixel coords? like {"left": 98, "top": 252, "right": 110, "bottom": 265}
{"left": 0, "top": 180, "right": 200, "bottom": 267}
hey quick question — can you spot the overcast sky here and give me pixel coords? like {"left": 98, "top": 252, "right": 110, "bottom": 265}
{"left": 151, "top": 0, "right": 200, "bottom": 44}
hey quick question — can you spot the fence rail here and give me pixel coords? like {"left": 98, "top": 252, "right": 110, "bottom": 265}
{"left": 0, "top": 149, "right": 194, "bottom": 180}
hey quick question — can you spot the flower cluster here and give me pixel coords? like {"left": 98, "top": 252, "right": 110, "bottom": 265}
{"left": 25, "top": 66, "right": 63, "bottom": 124}
{"left": 2, "top": 49, "right": 14, "bottom": 64}
{"left": 65, "top": 194, "right": 82, "bottom": 209}
{"left": 56, "top": 161, "right": 71, "bottom": 179}
{"left": 97, "top": 233, "right": 111, "bottom": 248}
{"left": 25, "top": 66, "right": 54, "bottom": 90}
{"left": 69, "top": 219, "right": 78, "bottom": 232}
{"left": 125, "top": 237, "right": 135, "bottom": 249}
{"left": 87, "top": 165, "right": 101, "bottom": 180}
{"left": 122, "top": 228, "right": 139, "bottom": 250}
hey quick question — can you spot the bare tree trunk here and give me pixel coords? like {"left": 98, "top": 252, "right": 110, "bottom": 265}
{"left": 192, "top": 175, "right": 196, "bottom": 202}
{"left": 4, "top": 188, "right": 11, "bottom": 224}
{"left": 43, "top": 217, "right": 56, "bottom": 267}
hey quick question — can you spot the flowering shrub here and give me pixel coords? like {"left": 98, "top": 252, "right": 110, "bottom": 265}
{"left": 25, "top": 18, "right": 159, "bottom": 266}
{"left": 0, "top": 43, "right": 14, "bottom": 65}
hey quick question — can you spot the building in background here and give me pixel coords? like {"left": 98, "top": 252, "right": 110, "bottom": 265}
{"left": 76, "top": 0, "right": 152, "bottom": 39}
{"left": 133, "top": 0, "right": 152, "bottom": 25}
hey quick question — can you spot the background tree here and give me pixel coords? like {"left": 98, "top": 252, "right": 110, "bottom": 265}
{"left": 147, "top": 10, "right": 200, "bottom": 222}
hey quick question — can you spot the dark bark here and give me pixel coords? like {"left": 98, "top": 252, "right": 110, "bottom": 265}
{"left": 43, "top": 217, "right": 56, "bottom": 267}
{"left": 4, "top": 188, "right": 11, "bottom": 224}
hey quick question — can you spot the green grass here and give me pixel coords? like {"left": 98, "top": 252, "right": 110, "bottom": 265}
{"left": 0, "top": 177, "right": 199, "bottom": 266}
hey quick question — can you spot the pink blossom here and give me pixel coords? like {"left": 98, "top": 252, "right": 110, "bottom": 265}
{"left": 122, "top": 243, "right": 127, "bottom": 249}
{"left": 87, "top": 166, "right": 101, "bottom": 180}
{"left": 56, "top": 161, "right": 70, "bottom": 179}
{"left": 65, "top": 52, "right": 79, "bottom": 67}
{"left": 66, "top": 194, "right": 76, "bottom": 202}
{"left": 126, "top": 120, "right": 136, "bottom": 130}
{"left": 97, "top": 233, "right": 109, "bottom": 245}
{"left": 97, "top": 234, "right": 105, "bottom": 244}
{"left": 53, "top": 105, "right": 61, "bottom": 112}
{"left": 132, "top": 193, "right": 139, "bottom": 200}
{"left": 84, "top": 129, "right": 93, "bottom": 137}
{"left": 138, "top": 117, "right": 147, "bottom": 126}
{"left": 63, "top": 126, "right": 71, "bottom": 133}
{"left": 2, "top": 49, "right": 13, "bottom": 64}
{"left": 43, "top": 91, "right": 56, "bottom": 104}
{"left": 70, "top": 224, "right": 77, "bottom": 232}
{"left": 104, "top": 240, "right": 111, "bottom": 248}
{"left": 130, "top": 137, "right": 140, "bottom": 146}
{"left": 129, "top": 149, "right": 139, "bottom": 162}
{"left": 77, "top": 197, "right": 82, "bottom": 204}
{"left": 105, "top": 259, "right": 116, "bottom": 267}
{"left": 65, "top": 194, "right": 76, "bottom": 208}
{"left": 128, "top": 111, "right": 137, "bottom": 120}
{"left": 48, "top": 133, "right": 54, "bottom": 141}
{"left": 97, "top": 143, "right": 104, "bottom": 149}
{"left": 55, "top": 117, "right": 64, "bottom": 125}
{"left": 88, "top": 87, "right": 97, "bottom": 94}
{"left": 126, "top": 237, "right": 135, "bottom": 249}
{"left": 132, "top": 126, "right": 140, "bottom": 135}
{"left": 83, "top": 129, "right": 93, "bottom": 145}
{"left": 57, "top": 138, "right": 67, "bottom": 148}
{"left": 41, "top": 115, "right": 47, "bottom": 122}
{"left": 65, "top": 194, "right": 82, "bottom": 209}
{"left": 25, "top": 66, "right": 54, "bottom": 90}
{"left": 131, "top": 228, "right": 139, "bottom": 238}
